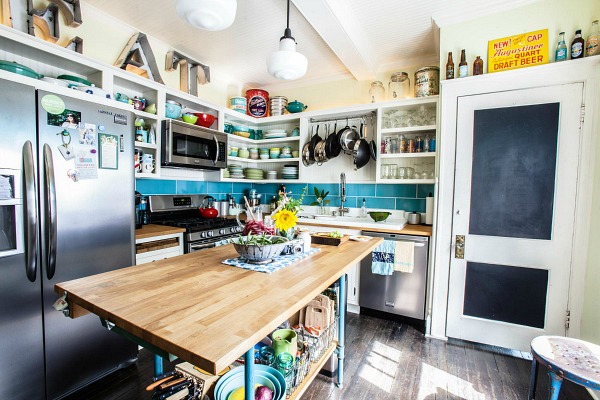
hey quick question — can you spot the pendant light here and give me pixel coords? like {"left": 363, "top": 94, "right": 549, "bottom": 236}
{"left": 175, "top": 0, "right": 237, "bottom": 31}
{"left": 266, "top": 0, "right": 308, "bottom": 80}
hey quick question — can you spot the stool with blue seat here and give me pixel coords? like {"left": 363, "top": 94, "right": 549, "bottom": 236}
{"left": 529, "top": 335, "right": 600, "bottom": 400}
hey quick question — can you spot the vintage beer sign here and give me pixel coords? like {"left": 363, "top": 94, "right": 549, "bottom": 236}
{"left": 488, "top": 29, "right": 549, "bottom": 73}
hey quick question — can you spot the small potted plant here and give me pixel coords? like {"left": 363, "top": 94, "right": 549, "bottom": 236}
{"left": 310, "top": 187, "right": 329, "bottom": 215}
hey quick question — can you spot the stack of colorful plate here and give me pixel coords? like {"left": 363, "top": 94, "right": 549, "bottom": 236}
{"left": 222, "top": 169, "right": 230, "bottom": 178}
{"left": 213, "top": 365, "right": 286, "bottom": 400}
{"left": 281, "top": 165, "right": 299, "bottom": 179}
{"left": 244, "top": 168, "right": 264, "bottom": 180}
{"left": 228, "top": 164, "right": 244, "bottom": 179}
{"left": 264, "top": 129, "right": 287, "bottom": 139}
{"left": 266, "top": 170, "right": 278, "bottom": 180}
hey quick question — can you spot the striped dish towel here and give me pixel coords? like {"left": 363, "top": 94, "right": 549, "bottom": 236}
{"left": 371, "top": 240, "right": 395, "bottom": 275}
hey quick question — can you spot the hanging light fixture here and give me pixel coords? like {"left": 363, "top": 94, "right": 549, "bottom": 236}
{"left": 175, "top": 0, "right": 237, "bottom": 31}
{"left": 266, "top": 0, "right": 308, "bottom": 80}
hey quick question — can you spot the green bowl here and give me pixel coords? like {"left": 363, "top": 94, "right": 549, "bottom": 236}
{"left": 181, "top": 113, "right": 198, "bottom": 124}
{"left": 368, "top": 211, "right": 391, "bottom": 222}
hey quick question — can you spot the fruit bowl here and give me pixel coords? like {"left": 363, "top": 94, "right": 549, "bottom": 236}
{"left": 193, "top": 112, "right": 216, "bottom": 128}
{"left": 368, "top": 211, "right": 391, "bottom": 222}
{"left": 232, "top": 235, "right": 289, "bottom": 264}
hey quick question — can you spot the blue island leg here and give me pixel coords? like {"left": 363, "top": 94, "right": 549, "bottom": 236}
{"left": 244, "top": 348, "right": 255, "bottom": 400}
{"left": 548, "top": 370, "right": 563, "bottom": 400}
{"left": 154, "top": 354, "right": 163, "bottom": 377}
{"left": 528, "top": 357, "right": 538, "bottom": 399}
{"left": 336, "top": 273, "right": 346, "bottom": 388}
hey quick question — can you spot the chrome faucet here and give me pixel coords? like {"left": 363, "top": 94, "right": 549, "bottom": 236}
{"left": 339, "top": 172, "right": 349, "bottom": 216}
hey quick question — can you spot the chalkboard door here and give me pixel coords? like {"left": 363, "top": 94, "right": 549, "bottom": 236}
{"left": 446, "top": 83, "right": 583, "bottom": 351}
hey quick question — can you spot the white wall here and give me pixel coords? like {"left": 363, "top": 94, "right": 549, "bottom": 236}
{"left": 439, "top": 0, "right": 600, "bottom": 344}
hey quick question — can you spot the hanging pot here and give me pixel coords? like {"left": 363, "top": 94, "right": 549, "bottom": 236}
{"left": 308, "top": 124, "right": 322, "bottom": 163}
{"left": 315, "top": 124, "right": 329, "bottom": 165}
{"left": 352, "top": 122, "right": 370, "bottom": 170}
{"left": 368, "top": 116, "right": 377, "bottom": 161}
{"left": 340, "top": 124, "right": 360, "bottom": 154}
{"left": 325, "top": 121, "right": 341, "bottom": 159}
{"left": 302, "top": 126, "right": 315, "bottom": 167}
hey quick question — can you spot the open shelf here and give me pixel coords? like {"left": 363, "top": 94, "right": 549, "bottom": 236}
{"left": 381, "top": 125, "right": 436, "bottom": 134}
{"left": 378, "top": 178, "right": 435, "bottom": 184}
{"left": 227, "top": 156, "right": 300, "bottom": 163}
{"left": 288, "top": 342, "right": 337, "bottom": 400}
{"left": 379, "top": 153, "right": 435, "bottom": 159}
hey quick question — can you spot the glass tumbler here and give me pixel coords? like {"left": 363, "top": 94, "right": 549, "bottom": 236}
{"left": 381, "top": 164, "right": 391, "bottom": 179}
{"left": 398, "top": 167, "right": 406, "bottom": 179}
{"left": 390, "top": 164, "right": 398, "bottom": 179}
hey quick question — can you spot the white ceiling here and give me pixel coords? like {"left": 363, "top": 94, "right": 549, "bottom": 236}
{"left": 82, "top": 0, "right": 538, "bottom": 90}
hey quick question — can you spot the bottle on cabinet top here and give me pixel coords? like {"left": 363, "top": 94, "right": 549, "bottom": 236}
{"left": 459, "top": 49, "right": 468, "bottom": 78}
{"left": 446, "top": 52, "right": 455, "bottom": 80}
{"left": 473, "top": 56, "right": 484, "bottom": 75}
{"left": 586, "top": 20, "right": 599, "bottom": 57}
{"left": 555, "top": 32, "right": 568, "bottom": 62}
{"left": 571, "top": 29, "right": 585, "bottom": 59}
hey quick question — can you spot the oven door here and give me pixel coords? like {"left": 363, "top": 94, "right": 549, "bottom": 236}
{"left": 162, "top": 120, "right": 227, "bottom": 170}
{"left": 187, "top": 235, "right": 237, "bottom": 253}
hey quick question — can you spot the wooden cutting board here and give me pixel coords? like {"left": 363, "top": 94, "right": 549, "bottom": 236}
{"left": 311, "top": 232, "right": 350, "bottom": 246}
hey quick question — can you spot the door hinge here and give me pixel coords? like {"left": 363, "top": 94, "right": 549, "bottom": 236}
{"left": 565, "top": 309, "right": 571, "bottom": 330}
{"left": 580, "top": 104, "right": 585, "bottom": 124}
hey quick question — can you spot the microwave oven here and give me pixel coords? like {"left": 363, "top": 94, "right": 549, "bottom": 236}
{"left": 161, "top": 120, "right": 228, "bottom": 170}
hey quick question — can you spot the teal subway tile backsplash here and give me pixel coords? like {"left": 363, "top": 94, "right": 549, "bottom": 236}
{"left": 134, "top": 180, "right": 430, "bottom": 212}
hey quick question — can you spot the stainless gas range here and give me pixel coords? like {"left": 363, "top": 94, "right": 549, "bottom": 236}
{"left": 148, "top": 195, "right": 242, "bottom": 253}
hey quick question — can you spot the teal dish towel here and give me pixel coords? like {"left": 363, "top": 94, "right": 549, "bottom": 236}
{"left": 371, "top": 240, "right": 395, "bottom": 275}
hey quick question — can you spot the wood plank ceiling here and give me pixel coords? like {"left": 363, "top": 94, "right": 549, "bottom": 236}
{"left": 81, "top": 0, "right": 540, "bottom": 89}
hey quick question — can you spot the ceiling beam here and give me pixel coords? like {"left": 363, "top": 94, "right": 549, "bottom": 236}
{"left": 292, "top": 0, "right": 377, "bottom": 81}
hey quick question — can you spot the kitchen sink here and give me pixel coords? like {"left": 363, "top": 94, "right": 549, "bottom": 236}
{"left": 297, "top": 214, "right": 407, "bottom": 230}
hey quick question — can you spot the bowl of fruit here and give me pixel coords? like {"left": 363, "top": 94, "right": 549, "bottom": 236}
{"left": 232, "top": 234, "right": 289, "bottom": 264}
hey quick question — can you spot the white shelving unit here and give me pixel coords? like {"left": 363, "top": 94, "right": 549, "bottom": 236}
{"left": 0, "top": 24, "right": 438, "bottom": 184}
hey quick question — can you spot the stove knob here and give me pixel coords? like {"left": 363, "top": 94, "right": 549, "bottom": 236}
{"left": 230, "top": 227, "right": 237, "bottom": 233}
{"left": 219, "top": 229, "right": 225, "bottom": 235}
{"left": 207, "top": 231, "right": 214, "bottom": 237}
{"left": 200, "top": 232, "right": 207, "bottom": 238}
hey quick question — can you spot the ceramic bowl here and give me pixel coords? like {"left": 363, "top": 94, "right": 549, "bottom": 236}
{"left": 193, "top": 112, "right": 216, "bottom": 127}
{"left": 232, "top": 236, "right": 289, "bottom": 263}
{"left": 368, "top": 211, "right": 391, "bottom": 222}
{"left": 182, "top": 113, "right": 198, "bottom": 124}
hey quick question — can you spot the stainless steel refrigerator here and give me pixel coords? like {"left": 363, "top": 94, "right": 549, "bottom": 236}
{"left": 0, "top": 78, "right": 138, "bottom": 399}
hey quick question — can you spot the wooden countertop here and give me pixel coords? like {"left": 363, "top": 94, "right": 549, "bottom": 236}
{"left": 135, "top": 224, "right": 186, "bottom": 240}
{"left": 297, "top": 219, "right": 432, "bottom": 236}
{"left": 55, "top": 238, "right": 383, "bottom": 375}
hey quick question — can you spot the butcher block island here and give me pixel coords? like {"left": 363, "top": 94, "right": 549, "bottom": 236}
{"left": 54, "top": 238, "right": 382, "bottom": 396}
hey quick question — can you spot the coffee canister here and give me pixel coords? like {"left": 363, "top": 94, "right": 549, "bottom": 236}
{"left": 246, "top": 89, "right": 269, "bottom": 118}
{"left": 229, "top": 96, "right": 247, "bottom": 114}
{"left": 414, "top": 66, "right": 440, "bottom": 98}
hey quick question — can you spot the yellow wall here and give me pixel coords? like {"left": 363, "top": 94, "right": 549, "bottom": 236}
{"left": 440, "top": 0, "right": 600, "bottom": 344}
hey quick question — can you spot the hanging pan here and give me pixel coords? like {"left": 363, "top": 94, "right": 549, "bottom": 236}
{"left": 368, "top": 116, "right": 377, "bottom": 161}
{"left": 352, "top": 121, "right": 371, "bottom": 170}
{"left": 302, "top": 126, "right": 315, "bottom": 167}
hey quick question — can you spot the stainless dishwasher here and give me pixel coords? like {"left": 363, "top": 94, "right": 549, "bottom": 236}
{"left": 359, "top": 232, "right": 429, "bottom": 320}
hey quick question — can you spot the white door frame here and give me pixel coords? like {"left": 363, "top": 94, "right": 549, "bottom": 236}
{"left": 428, "top": 57, "right": 600, "bottom": 343}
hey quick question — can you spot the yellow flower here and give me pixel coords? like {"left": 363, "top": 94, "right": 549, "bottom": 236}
{"left": 272, "top": 209, "right": 297, "bottom": 231}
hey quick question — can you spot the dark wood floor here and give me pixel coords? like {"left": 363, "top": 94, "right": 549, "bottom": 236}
{"left": 65, "top": 313, "right": 592, "bottom": 400}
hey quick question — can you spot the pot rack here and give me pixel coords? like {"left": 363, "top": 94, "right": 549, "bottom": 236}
{"left": 309, "top": 111, "right": 376, "bottom": 125}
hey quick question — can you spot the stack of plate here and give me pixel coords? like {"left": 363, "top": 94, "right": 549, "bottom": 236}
{"left": 244, "top": 168, "right": 264, "bottom": 180}
{"left": 228, "top": 164, "right": 244, "bottom": 179}
{"left": 213, "top": 365, "right": 286, "bottom": 400}
{"left": 264, "top": 129, "right": 287, "bottom": 139}
{"left": 281, "top": 165, "right": 299, "bottom": 180}
{"left": 222, "top": 169, "right": 230, "bottom": 178}
{"left": 266, "top": 170, "right": 278, "bottom": 180}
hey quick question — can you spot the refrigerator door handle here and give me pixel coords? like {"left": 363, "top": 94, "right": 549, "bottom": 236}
{"left": 22, "top": 140, "right": 39, "bottom": 282}
{"left": 43, "top": 144, "right": 57, "bottom": 280}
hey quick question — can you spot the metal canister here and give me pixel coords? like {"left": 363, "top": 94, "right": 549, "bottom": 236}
{"left": 246, "top": 88, "right": 269, "bottom": 118}
{"left": 229, "top": 97, "right": 247, "bottom": 113}
{"left": 414, "top": 66, "right": 440, "bottom": 98}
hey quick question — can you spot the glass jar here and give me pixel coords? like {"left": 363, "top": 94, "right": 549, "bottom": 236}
{"left": 390, "top": 137, "right": 398, "bottom": 154}
{"left": 368, "top": 81, "right": 385, "bottom": 103}
{"left": 275, "top": 352, "right": 295, "bottom": 395}
{"left": 259, "top": 346, "right": 275, "bottom": 366}
{"left": 388, "top": 72, "right": 410, "bottom": 100}
{"left": 398, "top": 134, "right": 407, "bottom": 153}
{"left": 407, "top": 138, "right": 416, "bottom": 153}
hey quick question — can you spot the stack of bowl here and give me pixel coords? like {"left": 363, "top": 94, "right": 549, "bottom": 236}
{"left": 266, "top": 170, "right": 278, "bottom": 180}
{"left": 269, "top": 96, "right": 288, "bottom": 116}
{"left": 259, "top": 148, "right": 269, "bottom": 160}
{"left": 213, "top": 365, "right": 286, "bottom": 400}
{"left": 233, "top": 125, "right": 250, "bottom": 138}
{"left": 238, "top": 147, "right": 250, "bottom": 159}
{"left": 228, "top": 164, "right": 244, "bottom": 179}
{"left": 229, "top": 146, "right": 239, "bottom": 157}
{"left": 269, "top": 148, "right": 281, "bottom": 159}
{"left": 279, "top": 146, "right": 292, "bottom": 158}
{"left": 244, "top": 168, "right": 264, "bottom": 180}
{"left": 249, "top": 148, "right": 259, "bottom": 160}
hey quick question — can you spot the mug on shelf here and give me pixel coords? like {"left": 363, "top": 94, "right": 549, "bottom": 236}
{"left": 141, "top": 161, "right": 155, "bottom": 173}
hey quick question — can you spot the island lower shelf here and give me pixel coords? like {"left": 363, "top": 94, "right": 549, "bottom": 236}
{"left": 289, "top": 342, "right": 337, "bottom": 400}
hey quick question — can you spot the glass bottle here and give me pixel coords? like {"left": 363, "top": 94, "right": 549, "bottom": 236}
{"left": 388, "top": 72, "right": 410, "bottom": 100}
{"left": 446, "top": 52, "right": 454, "bottom": 79}
{"left": 473, "top": 56, "right": 483, "bottom": 75}
{"left": 368, "top": 81, "right": 385, "bottom": 103}
{"left": 586, "top": 20, "right": 599, "bottom": 57}
{"left": 571, "top": 29, "right": 585, "bottom": 59}
{"left": 555, "top": 32, "right": 568, "bottom": 61}
{"left": 458, "top": 49, "right": 468, "bottom": 78}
